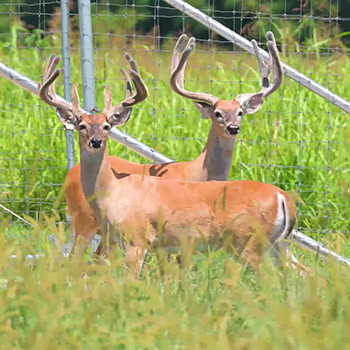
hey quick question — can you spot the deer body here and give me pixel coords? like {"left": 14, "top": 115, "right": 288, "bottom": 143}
{"left": 65, "top": 140, "right": 205, "bottom": 245}
{"left": 65, "top": 120, "right": 236, "bottom": 244}
{"left": 79, "top": 127, "right": 296, "bottom": 270}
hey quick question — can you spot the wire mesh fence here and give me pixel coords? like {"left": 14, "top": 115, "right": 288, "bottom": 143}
{"left": 0, "top": 0, "right": 68, "bottom": 229}
{"left": 0, "top": 0, "right": 350, "bottom": 240}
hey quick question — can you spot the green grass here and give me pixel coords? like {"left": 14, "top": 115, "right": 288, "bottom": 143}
{"left": 1, "top": 225, "right": 350, "bottom": 349}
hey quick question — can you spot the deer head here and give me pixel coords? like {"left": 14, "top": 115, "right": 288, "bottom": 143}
{"left": 38, "top": 53, "right": 148, "bottom": 153}
{"left": 169, "top": 31, "right": 283, "bottom": 138}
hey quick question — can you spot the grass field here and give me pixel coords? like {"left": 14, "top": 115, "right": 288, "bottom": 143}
{"left": 1, "top": 226, "right": 350, "bottom": 349}
{"left": 2, "top": 31, "right": 350, "bottom": 348}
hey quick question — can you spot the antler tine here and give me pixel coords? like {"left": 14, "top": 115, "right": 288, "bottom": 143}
{"left": 121, "top": 53, "right": 148, "bottom": 107}
{"left": 38, "top": 55, "right": 58, "bottom": 97}
{"left": 104, "top": 53, "right": 136, "bottom": 112}
{"left": 115, "top": 53, "right": 141, "bottom": 100}
{"left": 122, "top": 68, "right": 148, "bottom": 107}
{"left": 103, "top": 68, "right": 132, "bottom": 115}
{"left": 41, "top": 55, "right": 55, "bottom": 92}
{"left": 125, "top": 52, "right": 140, "bottom": 74}
{"left": 120, "top": 68, "right": 133, "bottom": 98}
{"left": 39, "top": 68, "right": 61, "bottom": 106}
{"left": 252, "top": 31, "right": 284, "bottom": 98}
{"left": 38, "top": 54, "right": 77, "bottom": 113}
{"left": 170, "top": 35, "right": 219, "bottom": 106}
{"left": 252, "top": 39, "right": 271, "bottom": 90}
{"left": 45, "top": 55, "right": 63, "bottom": 100}
{"left": 103, "top": 53, "right": 148, "bottom": 116}
{"left": 171, "top": 34, "right": 188, "bottom": 89}
{"left": 72, "top": 83, "right": 84, "bottom": 116}
{"left": 264, "top": 31, "right": 283, "bottom": 97}
{"left": 39, "top": 68, "right": 72, "bottom": 111}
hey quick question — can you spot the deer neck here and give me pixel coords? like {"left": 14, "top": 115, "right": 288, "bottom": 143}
{"left": 80, "top": 140, "right": 114, "bottom": 221}
{"left": 201, "top": 123, "right": 236, "bottom": 181}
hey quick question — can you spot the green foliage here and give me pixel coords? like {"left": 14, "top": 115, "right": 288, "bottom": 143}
{"left": 2, "top": 38, "right": 350, "bottom": 239}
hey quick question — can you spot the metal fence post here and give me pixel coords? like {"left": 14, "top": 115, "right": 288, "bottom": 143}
{"left": 78, "top": 0, "right": 96, "bottom": 112}
{"left": 61, "top": 0, "right": 75, "bottom": 171}
{"left": 75, "top": 0, "right": 172, "bottom": 165}
{"left": 60, "top": 0, "right": 76, "bottom": 246}
{"left": 77, "top": 0, "right": 101, "bottom": 251}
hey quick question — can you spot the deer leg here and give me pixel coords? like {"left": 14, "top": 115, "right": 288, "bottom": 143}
{"left": 276, "top": 240, "right": 310, "bottom": 275}
{"left": 239, "top": 241, "right": 263, "bottom": 270}
{"left": 156, "top": 249, "right": 168, "bottom": 276}
{"left": 71, "top": 220, "right": 100, "bottom": 257}
{"left": 125, "top": 244, "right": 147, "bottom": 279}
{"left": 73, "top": 234, "right": 90, "bottom": 258}
{"left": 93, "top": 221, "right": 121, "bottom": 261}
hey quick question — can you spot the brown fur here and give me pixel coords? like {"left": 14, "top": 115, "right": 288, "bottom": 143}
{"left": 65, "top": 154, "right": 207, "bottom": 246}
{"left": 66, "top": 98, "right": 246, "bottom": 249}
{"left": 73, "top": 112, "right": 297, "bottom": 276}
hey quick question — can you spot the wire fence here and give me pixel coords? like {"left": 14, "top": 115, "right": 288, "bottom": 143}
{"left": 0, "top": 0, "right": 350, "bottom": 240}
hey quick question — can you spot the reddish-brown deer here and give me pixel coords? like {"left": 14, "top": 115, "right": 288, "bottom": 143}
{"left": 38, "top": 44, "right": 300, "bottom": 277}
{"left": 63, "top": 32, "right": 284, "bottom": 252}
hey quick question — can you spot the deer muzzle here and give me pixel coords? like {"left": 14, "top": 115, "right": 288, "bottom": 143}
{"left": 90, "top": 138, "right": 102, "bottom": 149}
{"left": 227, "top": 125, "right": 240, "bottom": 135}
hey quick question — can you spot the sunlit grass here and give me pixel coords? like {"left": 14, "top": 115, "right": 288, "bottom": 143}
{"left": 1, "top": 224, "right": 350, "bottom": 349}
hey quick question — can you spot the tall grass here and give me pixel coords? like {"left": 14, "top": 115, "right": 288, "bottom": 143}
{"left": 1, "top": 227, "right": 350, "bottom": 349}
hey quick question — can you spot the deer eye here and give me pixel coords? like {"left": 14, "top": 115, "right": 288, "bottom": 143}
{"left": 112, "top": 113, "right": 120, "bottom": 120}
{"left": 79, "top": 124, "right": 87, "bottom": 131}
{"left": 103, "top": 124, "right": 111, "bottom": 131}
{"left": 238, "top": 110, "right": 243, "bottom": 117}
{"left": 215, "top": 111, "right": 223, "bottom": 120}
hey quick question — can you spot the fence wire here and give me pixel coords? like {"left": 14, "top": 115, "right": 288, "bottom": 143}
{"left": 0, "top": 0, "right": 69, "bottom": 230}
{"left": 0, "top": 0, "right": 350, "bottom": 240}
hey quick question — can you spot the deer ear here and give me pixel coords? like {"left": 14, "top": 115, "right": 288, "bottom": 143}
{"left": 56, "top": 108, "right": 80, "bottom": 130}
{"left": 108, "top": 108, "right": 132, "bottom": 127}
{"left": 194, "top": 101, "right": 215, "bottom": 119}
{"left": 236, "top": 92, "right": 264, "bottom": 115}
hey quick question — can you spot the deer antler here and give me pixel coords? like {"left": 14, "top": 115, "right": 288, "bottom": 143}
{"left": 251, "top": 31, "right": 284, "bottom": 98}
{"left": 170, "top": 34, "right": 219, "bottom": 106}
{"left": 103, "top": 53, "right": 149, "bottom": 118}
{"left": 38, "top": 54, "right": 84, "bottom": 128}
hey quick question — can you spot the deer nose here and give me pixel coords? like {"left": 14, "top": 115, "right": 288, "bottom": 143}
{"left": 90, "top": 138, "right": 102, "bottom": 149}
{"left": 227, "top": 125, "right": 240, "bottom": 135}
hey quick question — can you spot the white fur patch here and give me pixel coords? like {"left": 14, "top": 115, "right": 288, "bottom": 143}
{"left": 276, "top": 192, "right": 286, "bottom": 235}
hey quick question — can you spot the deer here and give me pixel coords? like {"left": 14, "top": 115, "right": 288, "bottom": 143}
{"left": 62, "top": 31, "right": 284, "bottom": 253}
{"left": 38, "top": 45, "right": 301, "bottom": 278}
